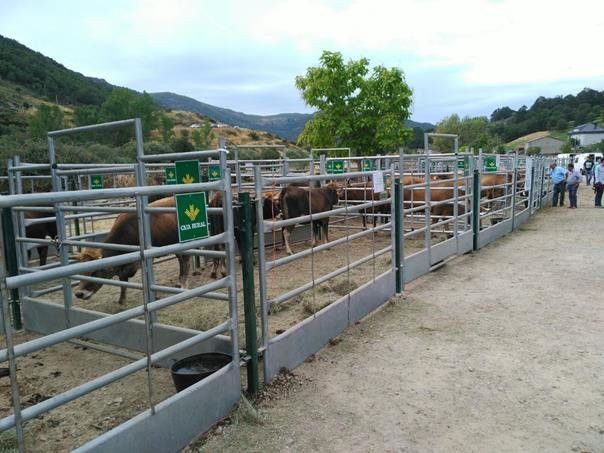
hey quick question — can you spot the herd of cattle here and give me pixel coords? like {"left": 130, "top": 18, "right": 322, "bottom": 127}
{"left": 21, "top": 172, "right": 514, "bottom": 305}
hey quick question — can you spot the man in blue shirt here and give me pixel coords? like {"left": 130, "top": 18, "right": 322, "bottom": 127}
{"left": 548, "top": 162, "right": 568, "bottom": 207}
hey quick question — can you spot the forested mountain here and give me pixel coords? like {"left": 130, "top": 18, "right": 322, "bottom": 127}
{"left": 489, "top": 88, "right": 604, "bottom": 143}
{"left": 0, "top": 34, "right": 114, "bottom": 106}
{"left": 151, "top": 92, "right": 434, "bottom": 142}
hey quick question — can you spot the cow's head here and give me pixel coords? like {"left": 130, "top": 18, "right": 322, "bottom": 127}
{"left": 73, "top": 248, "right": 112, "bottom": 300}
{"left": 324, "top": 182, "right": 340, "bottom": 205}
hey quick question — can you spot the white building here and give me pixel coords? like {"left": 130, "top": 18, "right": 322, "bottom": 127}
{"left": 569, "top": 123, "right": 604, "bottom": 147}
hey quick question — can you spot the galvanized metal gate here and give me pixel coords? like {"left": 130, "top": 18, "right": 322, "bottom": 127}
{"left": 0, "top": 119, "right": 240, "bottom": 452}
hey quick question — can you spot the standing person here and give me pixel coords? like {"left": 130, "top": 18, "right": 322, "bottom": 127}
{"left": 583, "top": 155, "right": 595, "bottom": 186}
{"left": 594, "top": 157, "right": 604, "bottom": 208}
{"left": 566, "top": 163, "right": 581, "bottom": 209}
{"left": 548, "top": 162, "right": 567, "bottom": 207}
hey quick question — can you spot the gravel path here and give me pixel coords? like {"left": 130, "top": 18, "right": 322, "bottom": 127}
{"left": 196, "top": 189, "right": 604, "bottom": 453}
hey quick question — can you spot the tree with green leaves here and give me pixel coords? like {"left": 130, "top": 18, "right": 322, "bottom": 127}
{"left": 191, "top": 120, "right": 215, "bottom": 149}
{"left": 27, "top": 104, "right": 64, "bottom": 139}
{"left": 159, "top": 115, "right": 175, "bottom": 143}
{"left": 295, "top": 51, "right": 413, "bottom": 155}
{"left": 433, "top": 114, "right": 498, "bottom": 152}
{"left": 100, "top": 88, "right": 160, "bottom": 144}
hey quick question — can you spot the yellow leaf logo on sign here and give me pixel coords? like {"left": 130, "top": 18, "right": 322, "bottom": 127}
{"left": 182, "top": 174, "right": 195, "bottom": 184}
{"left": 93, "top": 178, "right": 100, "bottom": 184}
{"left": 335, "top": 163, "right": 341, "bottom": 169}
{"left": 168, "top": 171, "right": 174, "bottom": 178}
{"left": 184, "top": 204, "right": 200, "bottom": 221}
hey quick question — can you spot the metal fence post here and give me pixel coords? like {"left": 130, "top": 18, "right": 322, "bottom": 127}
{"left": 239, "top": 192, "right": 259, "bottom": 396}
{"left": 529, "top": 163, "right": 535, "bottom": 215}
{"left": 472, "top": 168, "right": 480, "bottom": 251}
{"left": 1, "top": 208, "right": 21, "bottom": 329}
{"left": 47, "top": 135, "right": 73, "bottom": 327}
{"left": 424, "top": 156, "right": 432, "bottom": 264}
{"left": 394, "top": 179, "right": 403, "bottom": 293}
{"left": 511, "top": 152, "right": 518, "bottom": 230}
{"left": 253, "top": 165, "right": 270, "bottom": 383}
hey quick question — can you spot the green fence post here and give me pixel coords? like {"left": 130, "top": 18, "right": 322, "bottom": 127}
{"left": 239, "top": 192, "right": 259, "bottom": 396}
{"left": 394, "top": 179, "right": 403, "bottom": 293}
{"left": 472, "top": 169, "right": 480, "bottom": 251}
{"left": 1, "top": 208, "right": 22, "bottom": 329}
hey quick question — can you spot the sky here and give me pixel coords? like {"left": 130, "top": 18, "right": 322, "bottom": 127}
{"left": 1, "top": 0, "right": 604, "bottom": 124}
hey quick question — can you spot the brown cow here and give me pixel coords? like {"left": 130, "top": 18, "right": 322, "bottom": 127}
{"left": 338, "top": 182, "right": 390, "bottom": 229}
{"left": 279, "top": 183, "right": 339, "bottom": 255}
{"left": 24, "top": 211, "right": 57, "bottom": 266}
{"left": 207, "top": 191, "right": 279, "bottom": 278}
{"left": 74, "top": 197, "right": 190, "bottom": 305}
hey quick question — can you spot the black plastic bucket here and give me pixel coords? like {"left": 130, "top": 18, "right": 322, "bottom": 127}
{"left": 170, "top": 352, "right": 232, "bottom": 392}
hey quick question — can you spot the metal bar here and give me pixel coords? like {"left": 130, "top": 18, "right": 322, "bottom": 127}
{"left": 220, "top": 155, "right": 240, "bottom": 372}
{"left": 239, "top": 192, "right": 258, "bottom": 396}
{"left": 254, "top": 165, "right": 270, "bottom": 383}
{"left": 264, "top": 198, "right": 390, "bottom": 232}
{"left": 1, "top": 209, "right": 22, "bottom": 329}
{"left": 472, "top": 169, "right": 480, "bottom": 251}
{"left": 48, "top": 118, "right": 136, "bottom": 136}
{"left": 394, "top": 179, "right": 403, "bottom": 293}
{"left": 0, "top": 181, "right": 223, "bottom": 208}
{"left": 5, "top": 232, "right": 227, "bottom": 289}
{"left": 0, "top": 321, "right": 231, "bottom": 431}
{"left": 139, "top": 149, "right": 224, "bottom": 162}
{"left": 0, "top": 277, "right": 229, "bottom": 363}
{"left": 266, "top": 222, "right": 391, "bottom": 270}
{"left": 0, "top": 223, "right": 25, "bottom": 451}
{"left": 270, "top": 244, "right": 392, "bottom": 306}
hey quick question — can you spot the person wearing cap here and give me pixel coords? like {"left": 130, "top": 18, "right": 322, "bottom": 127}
{"left": 594, "top": 157, "right": 604, "bottom": 208}
{"left": 565, "top": 163, "right": 581, "bottom": 208}
{"left": 548, "top": 162, "right": 568, "bottom": 207}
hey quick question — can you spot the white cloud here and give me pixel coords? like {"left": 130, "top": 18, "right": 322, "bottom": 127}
{"left": 235, "top": 0, "right": 604, "bottom": 85}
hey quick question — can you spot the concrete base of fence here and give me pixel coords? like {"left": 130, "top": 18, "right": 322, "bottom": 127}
{"left": 74, "top": 361, "right": 240, "bottom": 453}
{"left": 22, "top": 298, "right": 232, "bottom": 367}
{"left": 265, "top": 270, "right": 395, "bottom": 381}
{"left": 477, "top": 217, "right": 513, "bottom": 249}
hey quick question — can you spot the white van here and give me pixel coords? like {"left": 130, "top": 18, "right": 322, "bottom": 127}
{"left": 573, "top": 152, "right": 603, "bottom": 174}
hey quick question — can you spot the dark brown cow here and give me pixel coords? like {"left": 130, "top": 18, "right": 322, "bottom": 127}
{"left": 207, "top": 191, "right": 279, "bottom": 278}
{"left": 24, "top": 211, "right": 57, "bottom": 266}
{"left": 279, "top": 183, "right": 339, "bottom": 255}
{"left": 74, "top": 197, "right": 190, "bottom": 305}
{"left": 338, "top": 183, "right": 390, "bottom": 229}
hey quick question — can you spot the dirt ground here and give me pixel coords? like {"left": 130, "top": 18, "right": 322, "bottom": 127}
{"left": 40, "top": 215, "right": 431, "bottom": 347}
{"left": 0, "top": 213, "right": 424, "bottom": 451}
{"left": 193, "top": 188, "right": 604, "bottom": 452}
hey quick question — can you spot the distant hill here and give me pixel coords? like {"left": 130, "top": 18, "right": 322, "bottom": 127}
{"left": 151, "top": 92, "right": 311, "bottom": 141}
{"left": 151, "top": 92, "right": 434, "bottom": 142}
{"left": 490, "top": 88, "right": 604, "bottom": 143}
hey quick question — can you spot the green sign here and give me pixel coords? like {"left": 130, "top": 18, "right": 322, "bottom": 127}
{"left": 362, "top": 159, "right": 373, "bottom": 172}
{"left": 90, "top": 175, "right": 103, "bottom": 190}
{"left": 175, "top": 160, "right": 200, "bottom": 184}
{"left": 484, "top": 156, "right": 497, "bottom": 172}
{"left": 208, "top": 164, "right": 221, "bottom": 181}
{"left": 457, "top": 160, "right": 465, "bottom": 169}
{"left": 175, "top": 192, "right": 209, "bottom": 242}
{"left": 165, "top": 167, "right": 177, "bottom": 185}
{"left": 327, "top": 160, "right": 345, "bottom": 174}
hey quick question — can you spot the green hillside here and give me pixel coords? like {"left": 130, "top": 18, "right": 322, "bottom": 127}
{"left": 0, "top": 34, "right": 113, "bottom": 106}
